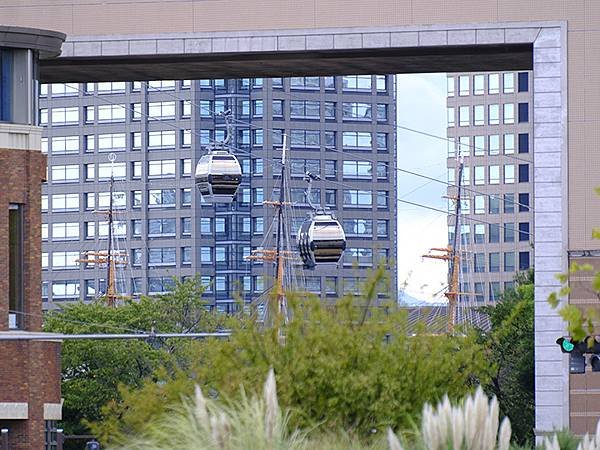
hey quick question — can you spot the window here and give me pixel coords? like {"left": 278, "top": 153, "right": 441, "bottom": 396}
{"left": 503, "top": 134, "right": 515, "bottom": 154}
{"left": 148, "top": 101, "right": 176, "bottom": 120}
{"left": 504, "top": 193, "right": 515, "bottom": 213}
{"left": 52, "top": 222, "right": 79, "bottom": 241}
{"left": 460, "top": 224, "right": 470, "bottom": 244}
{"left": 343, "top": 160, "right": 372, "bottom": 179}
{"left": 148, "top": 160, "right": 176, "bottom": 178}
{"left": 132, "top": 132, "right": 142, "bottom": 149}
{"left": 474, "top": 224, "right": 485, "bottom": 244}
{"left": 290, "top": 100, "right": 320, "bottom": 119}
{"left": 342, "top": 75, "right": 371, "bottom": 91}
{"left": 377, "top": 219, "right": 389, "bottom": 238}
{"left": 375, "top": 75, "right": 387, "bottom": 91}
{"left": 343, "top": 219, "right": 373, "bottom": 237}
{"left": 181, "top": 217, "right": 192, "bottom": 236}
{"left": 488, "top": 135, "right": 500, "bottom": 156}
{"left": 51, "top": 193, "right": 79, "bottom": 211}
{"left": 98, "top": 133, "right": 126, "bottom": 152}
{"left": 459, "top": 75, "right": 469, "bottom": 96}
{"left": 342, "top": 131, "right": 372, "bottom": 149}
{"left": 474, "top": 253, "right": 485, "bottom": 273}
{"left": 488, "top": 104, "right": 499, "bottom": 125}
{"left": 343, "top": 189, "right": 372, "bottom": 208}
{"left": 489, "top": 196, "right": 500, "bottom": 214}
{"left": 148, "top": 277, "right": 175, "bottom": 294}
{"left": 474, "top": 105, "right": 484, "bottom": 125}
{"left": 473, "top": 74, "right": 484, "bottom": 95}
{"left": 291, "top": 158, "right": 320, "bottom": 178}
{"left": 474, "top": 135, "right": 485, "bottom": 156}
{"left": 503, "top": 73, "right": 515, "bottom": 93}
{"left": 51, "top": 107, "right": 79, "bottom": 125}
{"left": 474, "top": 283, "right": 485, "bottom": 302}
{"left": 200, "top": 247, "right": 213, "bottom": 264}
{"left": 148, "top": 218, "right": 176, "bottom": 237}
{"left": 489, "top": 224, "right": 500, "bottom": 243}
{"left": 98, "top": 162, "right": 126, "bottom": 180}
{"left": 488, "top": 73, "right": 499, "bottom": 94}
{"left": 504, "top": 224, "right": 515, "bottom": 243}
{"left": 290, "top": 129, "right": 320, "bottom": 147}
{"left": 504, "top": 164, "right": 515, "bottom": 184}
{"left": 518, "top": 133, "right": 529, "bottom": 153}
{"left": 459, "top": 106, "right": 470, "bottom": 126}
{"left": 519, "top": 251, "right": 530, "bottom": 270}
{"left": 518, "top": 72, "right": 529, "bottom": 92}
{"left": 51, "top": 165, "right": 79, "bottom": 183}
{"left": 181, "top": 159, "right": 192, "bottom": 176}
{"left": 148, "top": 189, "right": 176, "bottom": 207}
{"left": 147, "top": 80, "right": 176, "bottom": 91}
{"left": 474, "top": 195, "right": 485, "bottom": 214}
{"left": 343, "top": 248, "right": 373, "bottom": 267}
{"left": 51, "top": 251, "right": 79, "bottom": 269}
{"left": 148, "top": 248, "right": 176, "bottom": 266}
{"left": 52, "top": 280, "right": 80, "bottom": 299}
{"left": 97, "top": 191, "right": 126, "bottom": 209}
{"left": 181, "top": 100, "right": 192, "bottom": 118}
{"left": 519, "top": 193, "right": 530, "bottom": 212}
{"left": 97, "top": 104, "right": 126, "bottom": 123}
{"left": 51, "top": 83, "right": 79, "bottom": 97}
{"left": 290, "top": 77, "right": 320, "bottom": 89}
{"left": 518, "top": 164, "right": 529, "bottom": 183}
{"left": 489, "top": 166, "right": 500, "bottom": 184}
{"left": 447, "top": 107, "right": 455, "bottom": 127}
{"left": 376, "top": 133, "right": 388, "bottom": 151}
{"left": 253, "top": 188, "right": 264, "bottom": 205}
{"left": 343, "top": 102, "right": 372, "bottom": 120}
{"left": 272, "top": 100, "right": 284, "bottom": 117}
{"left": 181, "top": 188, "right": 191, "bottom": 206}
{"left": 517, "top": 101, "right": 529, "bottom": 123}
{"left": 474, "top": 166, "right": 485, "bottom": 185}
{"left": 489, "top": 252, "right": 500, "bottom": 272}
{"left": 9, "top": 204, "right": 24, "bottom": 328}
{"left": 377, "top": 191, "right": 388, "bottom": 209}
{"left": 148, "top": 130, "right": 176, "bottom": 149}
{"left": 376, "top": 104, "right": 388, "bottom": 121}
{"left": 131, "top": 103, "right": 142, "bottom": 120}
{"left": 377, "top": 162, "right": 388, "bottom": 180}
{"left": 503, "top": 103, "right": 515, "bottom": 124}
{"left": 252, "top": 100, "right": 263, "bottom": 118}
{"left": 503, "top": 252, "right": 515, "bottom": 273}
{"left": 50, "top": 136, "right": 79, "bottom": 155}
{"left": 519, "top": 222, "right": 530, "bottom": 242}
{"left": 325, "top": 189, "right": 337, "bottom": 207}
{"left": 131, "top": 220, "right": 142, "bottom": 237}
{"left": 447, "top": 77, "right": 455, "bottom": 97}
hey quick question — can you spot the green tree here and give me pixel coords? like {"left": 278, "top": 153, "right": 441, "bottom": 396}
{"left": 479, "top": 271, "right": 534, "bottom": 445}
{"left": 43, "top": 276, "right": 220, "bottom": 439}
{"left": 93, "top": 268, "right": 492, "bottom": 446}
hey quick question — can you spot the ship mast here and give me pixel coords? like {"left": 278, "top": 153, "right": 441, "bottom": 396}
{"left": 423, "top": 158, "right": 464, "bottom": 333}
{"left": 77, "top": 153, "right": 127, "bottom": 307}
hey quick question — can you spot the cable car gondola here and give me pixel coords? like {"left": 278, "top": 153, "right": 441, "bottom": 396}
{"left": 297, "top": 173, "right": 346, "bottom": 269}
{"left": 297, "top": 213, "right": 346, "bottom": 269}
{"left": 194, "top": 110, "right": 242, "bottom": 203}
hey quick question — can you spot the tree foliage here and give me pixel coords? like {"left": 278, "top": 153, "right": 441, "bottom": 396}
{"left": 94, "top": 268, "right": 492, "bottom": 446}
{"left": 479, "top": 271, "right": 534, "bottom": 445}
{"left": 43, "top": 276, "right": 220, "bottom": 437}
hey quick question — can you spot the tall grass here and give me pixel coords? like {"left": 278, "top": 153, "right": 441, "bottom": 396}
{"left": 112, "top": 371, "right": 593, "bottom": 450}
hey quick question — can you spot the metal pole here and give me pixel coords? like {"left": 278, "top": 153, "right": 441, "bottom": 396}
{"left": 57, "top": 428, "right": 64, "bottom": 450}
{"left": 1, "top": 428, "right": 8, "bottom": 450}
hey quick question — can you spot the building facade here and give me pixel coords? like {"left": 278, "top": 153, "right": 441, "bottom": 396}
{"left": 0, "top": 26, "right": 64, "bottom": 450}
{"left": 446, "top": 71, "right": 534, "bottom": 304}
{"left": 40, "top": 75, "right": 397, "bottom": 311}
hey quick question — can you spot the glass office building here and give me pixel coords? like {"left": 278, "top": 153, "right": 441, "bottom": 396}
{"left": 40, "top": 76, "right": 397, "bottom": 311}
{"left": 446, "top": 71, "right": 534, "bottom": 304}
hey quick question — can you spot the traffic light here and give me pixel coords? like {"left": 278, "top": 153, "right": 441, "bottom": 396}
{"left": 570, "top": 353, "right": 586, "bottom": 374}
{"left": 591, "top": 354, "right": 600, "bottom": 372}
{"left": 556, "top": 336, "right": 576, "bottom": 353}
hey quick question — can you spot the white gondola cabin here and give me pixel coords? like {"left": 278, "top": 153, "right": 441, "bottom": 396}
{"left": 297, "top": 213, "right": 346, "bottom": 269}
{"left": 194, "top": 150, "right": 242, "bottom": 203}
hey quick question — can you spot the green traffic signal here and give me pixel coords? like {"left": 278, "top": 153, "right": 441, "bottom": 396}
{"left": 556, "top": 337, "right": 575, "bottom": 353}
{"left": 562, "top": 339, "right": 575, "bottom": 352}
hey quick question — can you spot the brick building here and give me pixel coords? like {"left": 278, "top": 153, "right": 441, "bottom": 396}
{"left": 0, "top": 26, "right": 65, "bottom": 449}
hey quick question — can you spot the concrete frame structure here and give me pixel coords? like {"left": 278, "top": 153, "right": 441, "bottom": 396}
{"left": 5, "top": 4, "right": 587, "bottom": 435}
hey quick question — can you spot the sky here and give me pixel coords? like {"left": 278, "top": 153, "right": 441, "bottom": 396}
{"left": 396, "top": 73, "right": 449, "bottom": 303}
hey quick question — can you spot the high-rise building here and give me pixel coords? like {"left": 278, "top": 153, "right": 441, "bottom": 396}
{"left": 40, "top": 76, "right": 397, "bottom": 310}
{"left": 446, "top": 71, "right": 534, "bottom": 304}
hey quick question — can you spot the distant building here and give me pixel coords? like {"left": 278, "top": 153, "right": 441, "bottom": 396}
{"left": 40, "top": 75, "right": 397, "bottom": 310}
{"left": 446, "top": 71, "right": 534, "bottom": 304}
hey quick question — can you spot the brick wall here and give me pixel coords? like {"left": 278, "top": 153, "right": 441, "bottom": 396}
{"left": 0, "top": 147, "right": 46, "bottom": 332}
{"left": 0, "top": 147, "right": 60, "bottom": 449}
